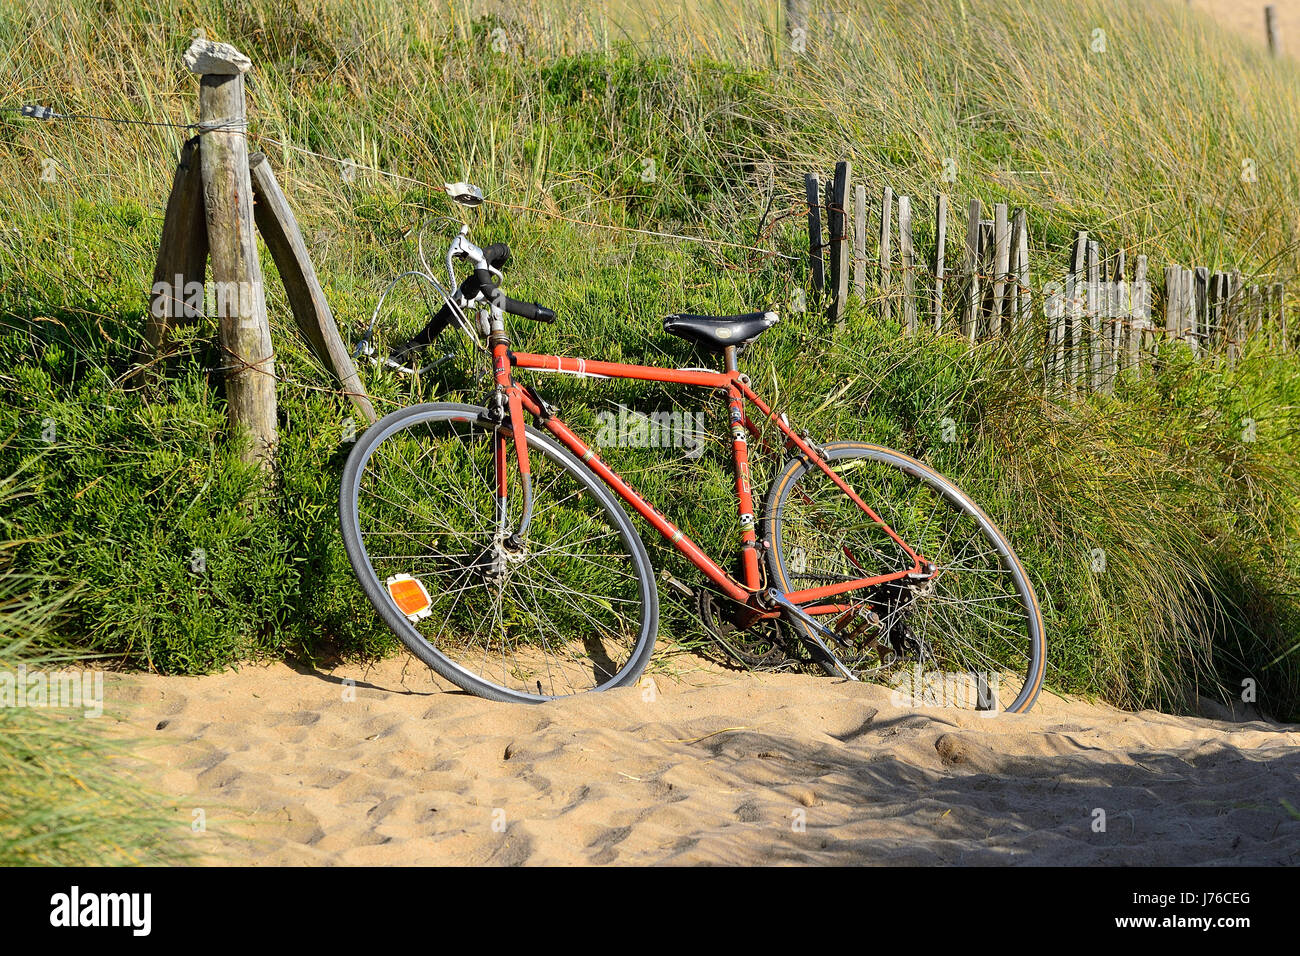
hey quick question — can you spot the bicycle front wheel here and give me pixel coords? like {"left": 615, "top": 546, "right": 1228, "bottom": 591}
{"left": 764, "top": 442, "right": 1045, "bottom": 714}
{"left": 340, "top": 402, "right": 659, "bottom": 703}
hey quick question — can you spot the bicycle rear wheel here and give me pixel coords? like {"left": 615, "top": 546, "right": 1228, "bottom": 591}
{"left": 340, "top": 402, "right": 659, "bottom": 703}
{"left": 764, "top": 442, "right": 1045, "bottom": 714}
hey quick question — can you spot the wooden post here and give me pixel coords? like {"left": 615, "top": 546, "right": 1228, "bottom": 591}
{"left": 826, "top": 161, "right": 851, "bottom": 326}
{"left": 962, "top": 199, "right": 981, "bottom": 339}
{"left": 991, "top": 202, "right": 1010, "bottom": 335}
{"left": 1267, "top": 5, "right": 1281, "bottom": 57}
{"left": 145, "top": 137, "right": 209, "bottom": 354}
{"left": 853, "top": 183, "right": 867, "bottom": 303}
{"left": 879, "top": 186, "right": 894, "bottom": 322}
{"left": 249, "top": 153, "right": 376, "bottom": 423}
{"left": 805, "top": 173, "right": 824, "bottom": 294}
{"left": 187, "top": 39, "right": 277, "bottom": 469}
{"left": 933, "top": 194, "right": 948, "bottom": 330}
{"left": 899, "top": 195, "right": 916, "bottom": 333}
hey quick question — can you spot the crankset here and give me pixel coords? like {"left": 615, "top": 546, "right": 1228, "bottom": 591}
{"left": 695, "top": 588, "right": 792, "bottom": 671}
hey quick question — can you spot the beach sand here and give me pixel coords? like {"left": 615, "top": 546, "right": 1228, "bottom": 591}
{"left": 101, "top": 652, "right": 1300, "bottom": 865}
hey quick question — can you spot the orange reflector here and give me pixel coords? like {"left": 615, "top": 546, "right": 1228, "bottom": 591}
{"left": 385, "top": 574, "right": 433, "bottom": 621}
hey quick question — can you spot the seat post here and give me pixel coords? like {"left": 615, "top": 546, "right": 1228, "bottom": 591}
{"left": 723, "top": 345, "right": 739, "bottom": 373}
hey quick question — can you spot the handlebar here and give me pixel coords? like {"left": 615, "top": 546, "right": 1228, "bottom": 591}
{"left": 398, "top": 235, "right": 555, "bottom": 355}
{"left": 466, "top": 243, "right": 556, "bottom": 323}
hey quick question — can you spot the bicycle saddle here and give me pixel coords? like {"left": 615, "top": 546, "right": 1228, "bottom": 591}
{"left": 663, "top": 310, "right": 779, "bottom": 350}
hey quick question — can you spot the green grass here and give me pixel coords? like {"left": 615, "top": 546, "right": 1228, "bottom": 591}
{"left": 1, "top": 0, "right": 1300, "bottom": 718}
{"left": 0, "top": 469, "right": 189, "bottom": 864}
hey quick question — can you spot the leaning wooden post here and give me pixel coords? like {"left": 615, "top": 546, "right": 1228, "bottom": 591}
{"left": 805, "top": 173, "right": 824, "bottom": 295}
{"left": 187, "top": 39, "right": 277, "bottom": 469}
{"left": 1207, "top": 271, "right": 1222, "bottom": 354}
{"left": 1267, "top": 5, "right": 1282, "bottom": 57}
{"left": 933, "top": 194, "right": 948, "bottom": 330}
{"left": 826, "top": 161, "right": 851, "bottom": 327}
{"left": 249, "top": 154, "right": 377, "bottom": 423}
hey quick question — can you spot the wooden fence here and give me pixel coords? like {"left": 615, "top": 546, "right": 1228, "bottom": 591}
{"left": 802, "top": 163, "right": 1290, "bottom": 396}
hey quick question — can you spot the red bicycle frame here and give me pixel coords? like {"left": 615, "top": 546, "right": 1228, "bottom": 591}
{"left": 489, "top": 340, "right": 928, "bottom": 614}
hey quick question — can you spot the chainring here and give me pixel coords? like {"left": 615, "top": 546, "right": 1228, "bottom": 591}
{"left": 695, "top": 588, "right": 792, "bottom": 671}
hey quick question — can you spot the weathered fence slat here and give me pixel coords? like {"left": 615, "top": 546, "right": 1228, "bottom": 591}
{"left": 805, "top": 173, "right": 824, "bottom": 293}
{"left": 933, "top": 193, "right": 948, "bottom": 330}
{"left": 853, "top": 183, "right": 867, "bottom": 303}
{"left": 879, "top": 185, "right": 894, "bottom": 323}
{"left": 1011, "top": 208, "right": 1029, "bottom": 329}
{"left": 992, "top": 202, "right": 1010, "bottom": 334}
{"left": 1107, "top": 249, "right": 1124, "bottom": 389}
{"left": 826, "top": 161, "right": 851, "bottom": 326}
{"left": 1068, "top": 232, "right": 1087, "bottom": 392}
{"left": 979, "top": 219, "right": 995, "bottom": 336}
{"left": 1273, "top": 281, "right": 1288, "bottom": 350}
{"left": 1087, "top": 239, "right": 1101, "bottom": 388}
{"left": 899, "top": 195, "right": 916, "bottom": 333}
{"left": 963, "top": 199, "right": 981, "bottom": 339}
{"left": 1131, "top": 254, "right": 1148, "bottom": 372}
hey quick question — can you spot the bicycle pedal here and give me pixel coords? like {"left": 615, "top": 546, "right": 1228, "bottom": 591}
{"left": 659, "top": 570, "right": 695, "bottom": 599}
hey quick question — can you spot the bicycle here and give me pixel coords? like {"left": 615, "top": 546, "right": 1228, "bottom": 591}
{"left": 339, "top": 214, "right": 1046, "bottom": 711}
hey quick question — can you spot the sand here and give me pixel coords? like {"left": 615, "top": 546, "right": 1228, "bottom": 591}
{"left": 100, "top": 652, "right": 1300, "bottom": 865}
{"left": 1196, "top": 0, "right": 1298, "bottom": 51}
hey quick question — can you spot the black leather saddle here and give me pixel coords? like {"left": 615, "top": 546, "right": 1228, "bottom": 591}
{"left": 662, "top": 310, "right": 780, "bottom": 350}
